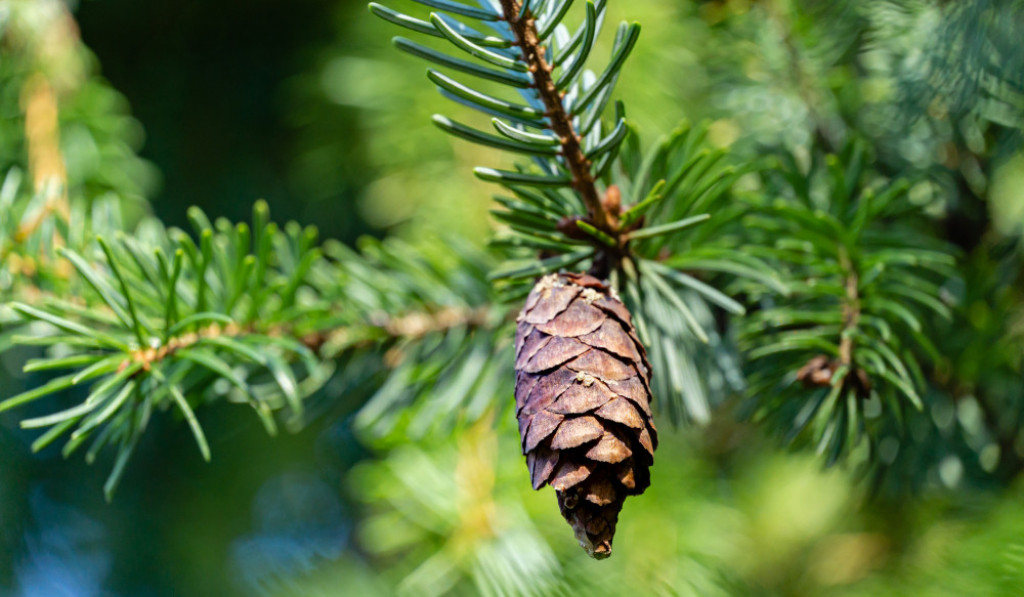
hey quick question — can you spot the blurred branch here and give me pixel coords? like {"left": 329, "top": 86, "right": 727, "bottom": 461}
{"left": 771, "top": 1, "right": 838, "bottom": 152}
{"left": 838, "top": 251, "right": 860, "bottom": 368}
{"left": 0, "top": 74, "right": 69, "bottom": 265}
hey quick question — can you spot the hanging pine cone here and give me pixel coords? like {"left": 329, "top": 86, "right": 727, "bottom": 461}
{"left": 514, "top": 272, "right": 657, "bottom": 559}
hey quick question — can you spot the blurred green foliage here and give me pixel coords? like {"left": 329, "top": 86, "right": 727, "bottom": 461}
{"left": 2, "top": 0, "right": 1024, "bottom": 595}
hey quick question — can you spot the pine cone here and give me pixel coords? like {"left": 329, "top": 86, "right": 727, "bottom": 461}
{"left": 514, "top": 272, "right": 657, "bottom": 559}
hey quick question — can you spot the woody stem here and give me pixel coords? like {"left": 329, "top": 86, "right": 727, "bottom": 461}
{"left": 498, "top": 0, "right": 614, "bottom": 235}
{"left": 838, "top": 250, "right": 860, "bottom": 367}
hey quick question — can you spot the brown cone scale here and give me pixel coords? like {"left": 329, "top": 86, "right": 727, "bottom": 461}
{"left": 514, "top": 272, "right": 657, "bottom": 559}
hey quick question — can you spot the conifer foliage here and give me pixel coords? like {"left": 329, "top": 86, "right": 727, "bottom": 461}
{"left": 366, "top": 0, "right": 768, "bottom": 552}
{"left": 3, "top": 0, "right": 1018, "bottom": 574}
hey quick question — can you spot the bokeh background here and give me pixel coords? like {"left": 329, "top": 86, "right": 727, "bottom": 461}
{"left": 3, "top": 0, "right": 1024, "bottom": 595}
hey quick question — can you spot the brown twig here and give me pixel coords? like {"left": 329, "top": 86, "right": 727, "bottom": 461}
{"left": 498, "top": 0, "right": 614, "bottom": 235}
{"left": 837, "top": 250, "right": 873, "bottom": 397}
{"left": 128, "top": 322, "right": 250, "bottom": 370}
{"left": 838, "top": 250, "right": 860, "bottom": 368}
{"left": 123, "top": 305, "right": 498, "bottom": 372}
{"left": 798, "top": 249, "right": 870, "bottom": 396}
{"left": 380, "top": 305, "right": 492, "bottom": 338}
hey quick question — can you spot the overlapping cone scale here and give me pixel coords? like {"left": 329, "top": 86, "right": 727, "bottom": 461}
{"left": 514, "top": 272, "right": 657, "bottom": 559}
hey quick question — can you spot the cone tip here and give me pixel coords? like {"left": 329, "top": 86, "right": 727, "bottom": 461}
{"left": 569, "top": 518, "right": 614, "bottom": 559}
{"left": 589, "top": 541, "right": 612, "bottom": 559}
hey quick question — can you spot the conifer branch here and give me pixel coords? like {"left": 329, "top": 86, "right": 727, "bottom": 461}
{"left": 743, "top": 140, "right": 955, "bottom": 462}
{"left": 498, "top": 0, "right": 612, "bottom": 235}
{"left": 111, "top": 305, "right": 498, "bottom": 375}
{"left": 0, "top": 185, "right": 510, "bottom": 490}
{"left": 310, "top": 304, "right": 499, "bottom": 356}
